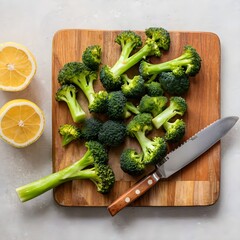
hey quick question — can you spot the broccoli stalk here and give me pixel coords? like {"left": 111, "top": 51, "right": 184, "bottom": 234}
{"left": 140, "top": 45, "right": 201, "bottom": 78}
{"left": 152, "top": 96, "right": 187, "bottom": 129}
{"left": 59, "top": 124, "right": 82, "bottom": 146}
{"left": 55, "top": 84, "right": 86, "bottom": 123}
{"left": 16, "top": 141, "right": 115, "bottom": 202}
{"left": 100, "top": 27, "right": 170, "bottom": 91}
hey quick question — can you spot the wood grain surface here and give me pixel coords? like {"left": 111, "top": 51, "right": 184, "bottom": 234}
{"left": 52, "top": 29, "right": 220, "bottom": 207}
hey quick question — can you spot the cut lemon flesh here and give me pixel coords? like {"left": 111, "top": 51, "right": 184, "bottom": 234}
{"left": 0, "top": 42, "right": 37, "bottom": 91}
{"left": 0, "top": 99, "right": 45, "bottom": 147}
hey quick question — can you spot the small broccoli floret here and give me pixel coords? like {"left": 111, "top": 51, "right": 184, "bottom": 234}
{"left": 152, "top": 96, "right": 187, "bottom": 129}
{"left": 55, "top": 84, "right": 86, "bottom": 123}
{"left": 120, "top": 149, "right": 145, "bottom": 176}
{"left": 127, "top": 113, "right": 168, "bottom": 166}
{"left": 88, "top": 90, "right": 109, "bottom": 113}
{"left": 163, "top": 119, "right": 186, "bottom": 142}
{"left": 58, "top": 62, "right": 98, "bottom": 106}
{"left": 121, "top": 74, "right": 146, "bottom": 98}
{"left": 82, "top": 45, "right": 102, "bottom": 70}
{"left": 139, "top": 45, "right": 201, "bottom": 78}
{"left": 159, "top": 72, "right": 190, "bottom": 95}
{"left": 80, "top": 117, "right": 103, "bottom": 141}
{"left": 106, "top": 91, "right": 139, "bottom": 119}
{"left": 145, "top": 81, "right": 164, "bottom": 96}
{"left": 138, "top": 95, "right": 168, "bottom": 117}
{"left": 16, "top": 141, "right": 115, "bottom": 202}
{"left": 58, "top": 124, "right": 81, "bottom": 146}
{"left": 98, "top": 120, "right": 127, "bottom": 147}
{"left": 100, "top": 28, "right": 170, "bottom": 91}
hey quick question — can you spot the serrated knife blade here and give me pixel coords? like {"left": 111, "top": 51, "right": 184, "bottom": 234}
{"left": 108, "top": 116, "right": 239, "bottom": 216}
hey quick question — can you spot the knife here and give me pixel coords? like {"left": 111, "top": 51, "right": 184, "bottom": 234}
{"left": 108, "top": 116, "right": 239, "bottom": 216}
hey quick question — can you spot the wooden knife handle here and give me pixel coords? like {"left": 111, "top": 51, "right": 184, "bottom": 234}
{"left": 108, "top": 172, "right": 160, "bottom": 216}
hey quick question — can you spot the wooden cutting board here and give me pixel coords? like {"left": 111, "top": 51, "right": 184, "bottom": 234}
{"left": 52, "top": 29, "right": 220, "bottom": 207}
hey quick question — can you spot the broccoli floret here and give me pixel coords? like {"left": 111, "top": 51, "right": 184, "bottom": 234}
{"left": 58, "top": 124, "right": 81, "bottom": 146}
{"left": 58, "top": 62, "right": 98, "bottom": 107}
{"left": 163, "top": 118, "right": 186, "bottom": 142}
{"left": 80, "top": 117, "right": 103, "bottom": 141}
{"left": 152, "top": 96, "right": 187, "bottom": 129}
{"left": 127, "top": 113, "right": 168, "bottom": 166}
{"left": 145, "top": 81, "right": 164, "bottom": 96}
{"left": 159, "top": 72, "right": 190, "bottom": 95}
{"left": 55, "top": 84, "right": 86, "bottom": 123}
{"left": 100, "top": 28, "right": 170, "bottom": 91}
{"left": 120, "top": 149, "right": 145, "bottom": 176}
{"left": 138, "top": 95, "right": 168, "bottom": 117}
{"left": 16, "top": 141, "right": 115, "bottom": 202}
{"left": 82, "top": 45, "right": 102, "bottom": 70}
{"left": 106, "top": 91, "right": 139, "bottom": 119}
{"left": 88, "top": 90, "right": 109, "bottom": 113}
{"left": 121, "top": 74, "right": 146, "bottom": 98}
{"left": 98, "top": 120, "right": 127, "bottom": 147}
{"left": 139, "top": 45, "right": 201, "bottom": 78}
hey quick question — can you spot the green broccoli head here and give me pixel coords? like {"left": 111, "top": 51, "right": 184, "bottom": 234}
{"left": 84, "top": 163, "right": 115, "bottom": 194}
{"left": 145, "top": 27, "right": 171, "bottom": 51}
{"left": 58, "top": 62, "right": 98, "bottom": 105}
{"left": 88, "top": 90, "right": 109, "bottom": 113}
{"left": 145, "top": 81, "right": 164, "bottom": 96}
{"left": 152, "top": 96, "right": 187, "bottom": 129}
{"left": 141, "top": 136, "right": 168, "bottom": 165}
{"left": 98, "top": 120, "right": 127, "bottom": 147}
{"left": 58, "top": 124, "right": 81, "bottom": 146}
{"left": 139, "top": 45, "right": 201, "bottom": 78}
{"left": 100, "top": 65, "right": 123, "bottom": 91}
{"left": 159, "top": 72, "right": 190, "bottom": 95}
{"left": 115, "top": 30, "right": 142, "bottom": 54}
{"left": 55, "top": 84, "right": 86, "bottom": 123}
{"left": 121, "top": 74, "right": 146, "bottom": 98}
{"left": 106, "top": 91, "right": 129, "bottom": 119}
{"left": 127, "top": 113, "right": 153, "bottom": 137}
{"left": 120, "top": 149, "right": 145, "bottom": 176}
{"left": 138, "top": 95, "right": 168, "bottom": 117}
{"left": 82, "top": 45, "right": 102, "bottom": 70}
{"left": 163, "top": 118, "right": 186, "bottom": 142}
{"left": 80, "top": 117, "right": 103, "bottom": 141}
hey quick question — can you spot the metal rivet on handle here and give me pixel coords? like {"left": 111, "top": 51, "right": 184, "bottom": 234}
{"left": 147, "top": 179, "right": 153, "bottom": 185}
{"left": 135, "top": 189, "right": 141, "bottom": 195}
{"left": 125, "top": 197, "right": 131, "bottom": 203}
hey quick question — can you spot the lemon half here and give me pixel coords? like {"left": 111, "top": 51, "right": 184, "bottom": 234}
{"left": 0, "top": 42, "right": 37, "bottom": 91}
{"left": 0, "top": 99, "right": 45, "bottom": 148}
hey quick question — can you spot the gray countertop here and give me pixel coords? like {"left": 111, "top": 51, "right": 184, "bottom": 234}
{"left": 1, "top": 0, "right": 240, "bottom": 239}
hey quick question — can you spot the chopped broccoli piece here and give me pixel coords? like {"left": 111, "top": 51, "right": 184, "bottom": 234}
{"left": 152, "top": 96, "right": 187, "bottom": 129}
{"left": 81, "top": 117, "right": 103, "bottom": 141}
{"left": 98, "top": 120, "right": 127, "bottom": 147}
{"left": 55, "top": 84, "right": 86, "bottom": 123}
{"left": 16, "top": 141, "right": 115, "bottom": 202}
{"left": 159, "top": 72, "right": 190, "bottom": 95}
{"left": 138, "top": 95, "right": 168, "bottom": 117}
{"left": 82, "top": 45, "right": 102, "bottom": 70}
{"left": 120, "top": 149, "right": 145, "bottom": 176}
{"left": 100, "top": 27, "right": 170, "bottom": 91}
{"left": 145, "top": 81, "right": 164, "bottom": 96}
{"left": 121, "top": 74, "right": 146, "bottom": 98}
{"left": 139, "top": 45, "right": 201, "bottom": 78}
{"left": 127, "top": 113, "right": 168, "bottom": 166}
{"left": 58, "top": 62, "right": 98, "bottom": 107}
{"left": 58, "top": 124, "right": 81, "bottom": 146}
{"left": 163, "top": 118, "right": 186, "bottom": 142}
{"left": 106, "top": 91, "right": 139, "bottom": 119}
{"left": 88, "top": 90, "right": 109, "bottom": 113}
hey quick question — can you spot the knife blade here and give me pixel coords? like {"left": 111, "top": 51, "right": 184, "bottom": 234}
{"left": 108, "top": 116, "right": 239, "bottom": 216}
